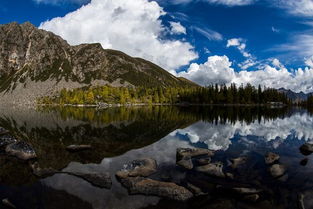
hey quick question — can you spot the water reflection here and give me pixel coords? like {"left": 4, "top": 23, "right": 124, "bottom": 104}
{"left": 0, "top": 106, "right": 313, "bottom": 209}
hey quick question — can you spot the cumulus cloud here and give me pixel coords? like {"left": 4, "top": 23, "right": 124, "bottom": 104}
{"left": 179, "top": 55, "right": 313, "bottom": 93}
{"left": 306, "top": 56, "right": 313, "bottom": 68}
{"left": 169, "top": 21, "right": 187, "bottom": 35}
{"left": 39, "top": 0, "right": 197, "bottom": 72}
{"left": 162, "top": 0, "right": 257, "bottom": 6}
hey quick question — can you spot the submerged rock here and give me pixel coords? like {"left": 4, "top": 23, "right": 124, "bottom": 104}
{"left": 120, "top": 177, "right": 193, "bottom": 201}
{"left": 66, "top": 145, "right": 92, "bottom": 152}
{"left": 196, "top": 157, "right": 211, "bottom": 165}
{"left": 177, "top": 156, "right": 193, "bottom": 170}
{"left": 269, "top": 164, "right": 286, "bottom": 178}
{"left": 177, "top": 148, "right": 214, "bottom": 161}
{"left": 300, "top": 158, "right": 308, "bottom": 166}
{"left": 0, "top": 127, "right": 9, "bottom": 135}
{"left": 230, "top": 156, "right": 247, "bottom": 168}
{"left": 300, "top": 143, "right": 313, "bottom": 155}
{"left": 30, "top": 162, "right": 57, "bottom": 178}
{"left": 243, "top": 194, "right": 260, "bottom": 202}
{"left": 233, "top": 187, "right": 262, "bottom": 194}
{"left": 186, "top": 183, "right": 207, "bottom": 196}
{"left": 265, "top": 152, "right": 280, "bottom": 164}
{"left": 195, "top": 162, "right": 225, "bottom": 178}
{"left": 5, "top": 141, "right": 36, "bottom": 160}
{"left": 116, "top": 158, "right": 157, "bottom": 179}
{"left": 64, "top": 163, "right": 112, "bottom": 189}
{"left": 0, "top": 135, "right": 18, "bottom": 147}
{"left": 2, "top": 198, "right": 16, "bottom": 208}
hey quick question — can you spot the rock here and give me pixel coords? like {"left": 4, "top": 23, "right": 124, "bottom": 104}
{"left": 177, "top": 148, "right": 214, "bottom": 161}
{"left": 195, "top": 162, "right": 225, "bottom": 178}
{"left": 265, "top": 152, "right": 280, "bottom": 164}
{"left": 300, "top": 158, "right": 308, "bottom": 166}
{"left": 300, "top": 143, "right": 313, "bottom": 155}
{"left": 233, "top": 187, "right": 262, "bottom": 194}
{"left": 2, "top": 198, "right": 16, "bottom": 208}
{"left": 226, "top": 172, "right": 234, "bottom": 179}
{"left": 243, "top": 194, "right": 260, "bottom": 202}
{"left": 196, "top": 157, "right": 211, "bottom": 165}
{"left": 121, "top": 177, "right": 193, "bottom": 201}
{"left": 269, "top": 164, "right": 286, "bottom": 178}
{"left": 63, "top": 163, "right": 112, "bottom": 189}
{"left": 66, "top": 145, "right": 92, "bottom": 152}
{"left": 230, "top": 156, "right": 247, "bottom": 168}
{"left": 116, "top": 158, "right": 157, "bottom": 179}
{"left": 177, "top": 156, "right": 193, "bottom": 170}
{"left": 0, "top": 135, "right": 18, "bottom": 147}
{"left": 5, "top": 141, "right": 36, "bottom": 160}
{"left": 30, "top": 162, "right": 57, "bottom": 177}
{"left": 186, "top": 183, "right": 207, "bottom": 196}
{"left": 0, "top": 127, "right": 9, "bottom": 135}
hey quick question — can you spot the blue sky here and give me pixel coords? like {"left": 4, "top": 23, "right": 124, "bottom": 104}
{"left": 1, "top": 0, "right": 313, "bottom": 92}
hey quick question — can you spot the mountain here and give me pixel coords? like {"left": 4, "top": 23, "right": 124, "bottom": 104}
{"left": 278, "top": 88, "right": 312, "bottom": 102}
{"left": 0, "top": 22, "right": 198, "bottom": 105}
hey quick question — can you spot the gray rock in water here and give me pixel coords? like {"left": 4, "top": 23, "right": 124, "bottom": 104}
{"left": 196, "top": 162, "right": 225, "bottom": 178}
{"left": 5, "top": 141, "right": 36, "bottom": 160}
{"left": 66, "top": 144, "right": 92, "bottom": 152}
{"left": 265, "top": 152, "right": 280, "bottom": 164}
{"left": 230, "top": 156, "right": 247, "bottom": 168}
{"left": 177, "top": 148, "right": 214, "bottom": 161}
{"left": 177, "top": 156, "right": 193, "bottom": 170}
{"left": 196, "top": 157, "right": 211, "bottom": 165}
{"left": 300, "top": 143, "right": 313, "bottom": 155}
{"left": 233, "top": 187, "right": 262, "bottom": 194}
{"left": 64, "top": 162, "right": 112, "bottom": 189}
{"left": 30, "top": 162, "right": 57, "bottom": 178}
{"left": 120, "top": 177, "right": 193, "bottom": 201}
{"left": 116, "top": 158, "right": 157, "bottom": 179}
{"left": 0, "top": 127, "right": 9, "bottom": 135}
{"left": 243, "top": 194, "right": 260, "bottom": 202}
{"left": 269, "top": 164, "right": 286, "bottom": 178}
{"left": 0, "top": 135, "right": 18, "bottom": 147}
{"left": 186, "top": 183, "right": 207, "bottom": 196}
{"left": 2, "top": 198, "right": 16, "bottom": 208}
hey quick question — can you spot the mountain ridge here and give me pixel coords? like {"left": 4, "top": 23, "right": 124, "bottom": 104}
{"left": 0, "top": 22, "right": 198, "bottom": 105}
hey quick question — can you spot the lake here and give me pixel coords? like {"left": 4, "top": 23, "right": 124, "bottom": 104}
{"left": 0, "top": 105, "right": 312, "bottom": 209}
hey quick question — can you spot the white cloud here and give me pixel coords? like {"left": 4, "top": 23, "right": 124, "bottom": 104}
{"left": 39, "top": 0, "right": 198, "bottom": 72}
{"left": 205, "top": 0, "right": 257, "bottom": 6}
{"left": 179, "top": 55, "right": 313, "bottom": 93}
{"left": 227, "top": 38, "right": 251, "bottom": 58}
{"left": 169, "top": 21, "right": 187, "bottom": 35}
{"left": 194, "top": 27, "right": 223, "bottom": 41}
{"left": 306, "top": 56, "right": 313, "bottom": 68}
{"left": 271, "top": 26, "right": 280, "bottom": 33}
{"left": 272, "top": 0, "right": 313, "bottom": 17}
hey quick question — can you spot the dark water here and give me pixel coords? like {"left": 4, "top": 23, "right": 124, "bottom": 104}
{"left": 0, "top": 105, "right": 312, "bottom": 209}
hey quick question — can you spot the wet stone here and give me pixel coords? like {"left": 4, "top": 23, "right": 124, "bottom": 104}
{"left": 176, "top": 148, "right": 214, "bottom": 161}
{"left": 265, "top": 152, "right": 280, "bottom": 164}
{"left": 300, "top": 143, "right": 313, "bottom": 156}
{"left": 66, "top": 145, "right": 92, "bottom": 152}
{"left": 5, "top": 141, "right": 36, "bottom": 160}
{"left": 0, "top": 135, "right": 18, "bottom": 147}
{"left": 196, "top": 157, "right": 211, "bottom": 165}
{"left": 300, "top": 158, "right": 308, "bottom": 166}
{"left": 195, "top": 162, "right": 225, "bottom": 178}
{"left": 177, "top": 156, "right": 193, "bottom": 170}
{"left": 116, "top": 158, "right": 157, "bottom": 179}
{"left": 230, "top": 156, "right": 247, "bottom": 168}
{"left": 2, "top": 198, "right": 16, "bottom": 208}
{"left": 269, "top": 164, "right": 286, "bottom": 178}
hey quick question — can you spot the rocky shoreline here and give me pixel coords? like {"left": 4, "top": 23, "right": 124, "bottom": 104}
{"left": 1, "top": 126, "right": 312, "bottom": 208}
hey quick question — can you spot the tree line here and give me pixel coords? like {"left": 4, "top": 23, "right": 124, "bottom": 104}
{"left": 37, "top": 83, "right": 291, "bottom": 105}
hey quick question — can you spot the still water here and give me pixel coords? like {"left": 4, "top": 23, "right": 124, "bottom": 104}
{"left": 0, "top": 106, "right": 312, "bottom": 209}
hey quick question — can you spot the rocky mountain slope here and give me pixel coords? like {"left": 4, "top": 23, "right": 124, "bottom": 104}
{"left": 278, "top": 88, "right": 312, "bottom": 102}
{"left": 0, "top": 22, "right": 197, "bottom": 105}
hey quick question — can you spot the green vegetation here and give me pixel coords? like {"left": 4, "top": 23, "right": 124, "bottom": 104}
{"left": 38, "top": 83, "right": 290, "bottom": 106}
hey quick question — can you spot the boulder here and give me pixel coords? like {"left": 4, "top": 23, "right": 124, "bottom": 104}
{"left": 196, "top": 157, "right": 211, "bottom": 165}
{"left": 300, "top": 143, "right": 313, "bottom": 155}
{"left": 186, "top": 183, "right": 207, "bottom": 196}
{"left": 30, "top": 162, "right": 57, "bottom": 178}
{"left": 0, "top": 127, "right": 9, "bottom": 135}
{"left": 195, "top": 162, "right": 225, "bottom": 178}
{"left": 177, "top": 148, "right": 214, "bottom": 161}
{"left": 2, "top": 198, "right": 15, "bottom": 208}
{"left": 66, "top": 145, "right": 92, "bottom": 152}
{"left": 116, "top": 158, "right": 157, "bottom": 179}
{"left": 177, "top": 156, "right": 193, "bottom": 170}
{"left": 230, "top": 156, "right": 247, "bottom": 168}
{"left": 269, "top": 164, "right": 286, "bottom": 178}
{"left": 0, "top": 135, "right": 18, "bottom": 147}
{"left": 121, "top": 177, "right": 193, "bottom": 201}
{"left": 265, "top": 152, "right": 280, "bottom": 164}
{"left": 64, "top": 163, "right": 112, "bottom": 189}
{"left": 5, "top": 141, "right": 36, "bottom": 160}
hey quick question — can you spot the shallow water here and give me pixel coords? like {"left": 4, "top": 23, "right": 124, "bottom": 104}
{"left": 0, "top": 106, "right": 312, "bottom": 209}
